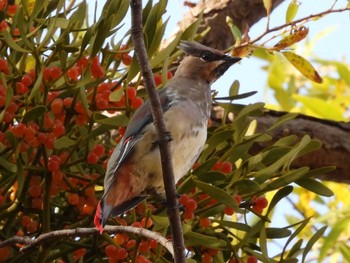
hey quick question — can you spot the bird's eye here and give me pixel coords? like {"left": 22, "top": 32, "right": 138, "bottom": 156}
{"left": 200, "top": 51, "right": 214, "bottom": 62}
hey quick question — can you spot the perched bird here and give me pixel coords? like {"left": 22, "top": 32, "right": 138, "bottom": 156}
{"left": 94, "top": 41, "right": 241, "bottom": 233}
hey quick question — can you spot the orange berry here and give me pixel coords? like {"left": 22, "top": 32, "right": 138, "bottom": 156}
{"left": 125, "top": 239, "right": 136, "bottom": 249}
{"left": 121, "top": 54, "right": 132, "bottom": 66}
{"left": 51, "top": 98, "right": 64, "bottom": 115}
{"left": 116, "top": 247, "right": 128, "bottom": 259}
{"left": 32, "top": 198, "right": 43, "bottom": 210}
{"left": 136, "top": 255, "right": 151, "bottom": 263}
{"left": 138, "top": 240, "right": 150, "bottom": 253}
{"left": 247, "top": 256, "right": 258, "bottom": 263}
{"left": 184, "top": 198, "right": 197, "bottom": 211}
{"left": 224, "top": 206, "right": 235, "bottom": 216}
{"left": 140, "top": 217, "right": 153, "bottom": 228}
{"left": 153, "top": 73, "right": 162, "bottom": 86}
{"left": 28, "top": 185, "right": 41, "bottom": 197}
{"left": 113, "top": 233, "right": 125, "bottom": 245}
{"left": 0, "top": 246, "right": 11, "bottom": 261}
{"left": 131, "top": 97, "right": 143, "bottom": 109}
{"left": 26, "top": 220, "right": 39, "bottom": 233}
{"left": 21, "top": 215, "right": 32, "bottom": 227}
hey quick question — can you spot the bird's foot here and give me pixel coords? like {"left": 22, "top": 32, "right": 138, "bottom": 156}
{"left": 157, "top": 131, "right": 173, "bottom": 143}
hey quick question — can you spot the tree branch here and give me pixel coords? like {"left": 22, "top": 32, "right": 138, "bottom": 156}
{"left": 130, "top": 1, "right": 186, "bottom": 262}
{"left": 0, "top": 226, "right": 174, "bottom": 256}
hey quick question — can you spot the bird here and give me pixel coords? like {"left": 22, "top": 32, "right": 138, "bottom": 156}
{"left": 94, "top": 41, "right": 241, "bottom": 233}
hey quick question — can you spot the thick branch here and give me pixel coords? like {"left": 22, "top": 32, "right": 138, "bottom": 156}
{"left": 130, "top": 1, "right": 186, "bottom": 262}
{"left": 171, "top": 0, "right": 283, "bottom": 50}
{"left": 0, "top": 226, "right": 173, "bottom": 255}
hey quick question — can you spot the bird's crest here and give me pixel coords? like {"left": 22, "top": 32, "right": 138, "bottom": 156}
{"left": 178, "top": 41, "right": 226, "bottom": 62}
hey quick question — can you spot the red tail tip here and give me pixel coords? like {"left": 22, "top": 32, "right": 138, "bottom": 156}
{"left": 94, "top": 201, "right": 104, "bottom": 234}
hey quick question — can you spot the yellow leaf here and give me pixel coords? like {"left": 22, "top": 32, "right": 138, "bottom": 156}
{"left": 263, "top": 0, "right": 272, "bottom": 15}
{"left": 286, "top": 0, "right": 299, "bottom": 23}
{"left": 274, "top": 26, "right": 309, "bottom": 50}
{"left": 25, "top": 56, "right": 36, "bottom": 73}
{"left": 282, "top": 51, "right": 323, "bottom": 83}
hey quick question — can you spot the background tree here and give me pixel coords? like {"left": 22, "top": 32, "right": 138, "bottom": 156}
{"left": 0, "top": 0, "right": 349, "bottom": 262}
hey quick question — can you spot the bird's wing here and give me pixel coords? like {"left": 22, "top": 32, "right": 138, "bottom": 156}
{"left": 103, "top": 88, "right": 171, "bottom": 193}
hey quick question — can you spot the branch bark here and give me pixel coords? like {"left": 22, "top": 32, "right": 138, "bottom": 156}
{"left": 0, "top": 226, "right": 173, "bottom": 255}
{"left": 130, "top": 1, "right": 186, "bottom": 262}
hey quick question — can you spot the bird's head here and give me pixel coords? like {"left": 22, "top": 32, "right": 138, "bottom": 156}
{"left": 175, "top": 41, "right": 241, "bottom": 84}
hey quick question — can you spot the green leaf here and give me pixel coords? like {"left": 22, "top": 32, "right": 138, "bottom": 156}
{"left": 0, "top": 157, "right": 17, "bottom": 173}
{"left": 306, "top": 226, "right": 328, "bottom": 263}
{"left": 79, "top": 86, "right": 89, "bottom": 114}
{"left": 214, "top": 91, "right": 258, "bottom": 101}
{"left": 54, "top": 136, "right": 77, "bottom": 149}
{"left": 274, "top": 27, "right": 308, "bottom": 50}
{"left": 266, "top": 113, "right": 298, "bottom": 132}
{"left": 234, "top": 102, "right": 265, "bottom": 122}
{"left": 181, "top": 13, "right": 202, "bottom": 41}
{"left": 340, "top": 243, "right": 350, "bottom": 262}
{"left": 266, "top": 186, "right": 293, "bottom": 215}
{"left": 109, "top": 88, "right": 124, "bottom": 102}
{"left": 23, "top": 106, "right": 46, "bottom": 123}
{"left": 226, "top": 17, "right": 242, "bottom": 45}
{"left": 196, "top": 171, "right": 227, "bottom": 184}
{"left": 94, "top": 114, "right": 129, "bottom": 128}
{"left": 336, "top": 62, "right": 350, "bottom": 87}
{"left": 200, "top": 130, "right": 233, "bottom": 160}
{"left": 185, "top": 231, "right": 226, "bottom": 248}
{"left": 213, "top": 220, "right": 251, "bottom": 232}
{"left": 287, "top": 239, "right": 303, "bottom": 259}
{"left": 282, "top": 51, "right": 323, "bottom": 83}
{"left": 193, "top": 179, "right": 239, "bottom": 210}
{"left": 28, "top": 71, "right": 43, "bottom": 102}
{"left": 231, "top": 179, "right": 261, "bottom": 195}
{"left": 293, "top": 95, "right": 345, "bottom": 121}
{"left": 261, "top": 167, "right": 309, "bottom": 192}
{"left": 296, "top": 178, "right": 333, "bottom": 197}
{"left": 281, "top": 218, "right": 310, "bottom": 260}
{"left": 2, "top": 30, "right": 30, "bottom": 52}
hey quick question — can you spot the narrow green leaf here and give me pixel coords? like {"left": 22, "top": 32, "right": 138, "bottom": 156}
{"left": 54, "top": 136, "right": 77, "bottom": 149}
{"left": 296, "top": 178, "right": 333, "bottom": 197}
{"left": 0, "top": 157, "right": 17, "bottom": 173}
{"left": 305, "top": 226, "right": 328, "bottom": 262}
{"left": 94, "top": 115, "right": 129, "bottom": 128}
{"left": 214, "top": 91, "right": 257, "bottom": 101}
{"left": 109, "top": 88, "right": 124, "bottom": 102}
{"left": 16, "top": 160, "right": 24, "bottom": 199}
{"left": 212, "top": 220, "right": 251, "bottom": 232}
{"left": 193, "top": 179, "right": 239, "bottom": 210}
{"left": 79, "top": 86, "right": 89, "bottom": 114}
{"left": 22, "top": 106, "right": 46, "bottom": 123}
{"left": 185, "top": 231, "right": 226, "bottom": 248}
{"left": 28, "top": 71, "right": 43, "bottom": 101}
{"left": 2, "top": 30, "right": 30, "bottom": 52}
{"left": 266, "top": 186, "right": 293, "bottom": 215}
{"left": 339, "top": 243, "right": 350, "bottom": 262}
{"left": 287, "top": 239, "right": 303, "bottom": 259}
{"left": 266, "top": 113, "right": 298, "bottom": 132}
{"left": 281, "top": 218, "right": 310, "bottom": 260}
{"left": 231, "top": 179, "right": 261, "bottom": 195}
{"left": 234, "top": 102, "right": 265, "bottom": 122}
{"left": 226, "top": 16, "right": 242, "bottom": 45}
{"left": 261, "top": 167, "right": 309, "bottom": 192}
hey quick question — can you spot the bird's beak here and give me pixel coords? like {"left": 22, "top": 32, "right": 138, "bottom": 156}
{"left": 214, "top": 56, "right": 241, "bottom": 78}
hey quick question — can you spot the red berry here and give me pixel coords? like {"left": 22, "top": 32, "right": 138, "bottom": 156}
{"left": 130, "top": 97, "right": 143, "bottom": 109}
{"left": 7, "top": 4, "right": 17, "bottom": 15}
{"left": 48, "top": 158, "right": 60, "bottom": 172}
{"left": 247, "top": 256, "right": 258, "bottom": 263}
{"left": 220, "top": 161, "right": 233, "bottom": 173}
{"left": 50, "top": 66, "right": 62, "bottom": 80}
{"left": 184, "top": 198, "right": 197, "bottom": 211}
{"left": 126, "top": 86, "right": 137, "bottom": 99}
{"left": 67, "top": 66, "right": 80, "bottom": 81}
{"left": 136, "top": 255, "right": 151, "bottom": 263}
{"left": 92, "top": 144, "right": 105, "bottom": 156}
{"left": 91, "top": 56, "right": 105, "bottom": 79}
{"left": 199, "top": 217, "right": 211, "bottom": 228}
{"left": 16, "top": 82, "right": 28, "bottom": 94}
{"left": 212, "top": 161, "right": 223, "bottom": 171}
{"left": 125, "top": 239, "right": 136, "bottom": 249}
{"left": 22, "top": 74, "right": 33, "bottom": 86}
{"left": 105, "top": 244, "right": 118, "bottom": 258}
{"left": 255, "top": 196, "right": 268, "bottom": 209}
{"left": 153, "top": 73, "right": 162, "bottom": 86}
{"left": 28, "top": 185, "right": 41, "bottom": 198}
{"left": 224, "top": 206, "right": 235, "bottom": 216}
{"left": 51, "top": 98, "right": 64, "bottom": 115}
{"left": 0, "top": 21, "right": 7, "bottom": 33}
{"left": 67, "top": 193, "right": 79, "bottom": 205}
{"left": 53, "top": 122, "right": 65, "bottom": 137}
{"left": 138, "top": 240, "right": 150, "bottom": 253}
{"left": 167, "top": 71, "right": 173, "bottom": 79}
{"left": 87, "top": 152, "right": 99, "bottom": 164}
{"left": 183, "top": 210, "right": 194, "bottom": 220}
{"left": 202, "top": 253, "right": 213, "bottom": 263}
{"left": 63, "top": 97, "right": 73, "bottom": 108}
{"left": 115, "top": 247, "right": 128, "bottom": 259}
{"left": 121, "top": 54, "right": 132, "bottom": 66}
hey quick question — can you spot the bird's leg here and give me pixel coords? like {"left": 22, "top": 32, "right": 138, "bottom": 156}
{"left": 147, "top": 188, "right": 185, "bottom": 214}
{"left": 156, "top": 131, "right": 173, "bottom": 144}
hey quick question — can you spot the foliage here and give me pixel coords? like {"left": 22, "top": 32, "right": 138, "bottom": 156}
{"left": 0, "top": 0, "right": 346, "bottom": 263}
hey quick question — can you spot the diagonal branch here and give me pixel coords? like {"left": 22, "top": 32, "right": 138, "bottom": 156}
{"left": 130, "top": 1, "right": 186, "bottom": 262}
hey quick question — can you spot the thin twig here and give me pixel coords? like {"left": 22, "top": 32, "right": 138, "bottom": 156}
{"left": 129, "top": 1, "right": 186, "bottom": 263}
{"left": 0, "top": 226, "right": 174, "bottom": 256}
{"left": 241, "top": 6, "right": 350, "bottom": 47}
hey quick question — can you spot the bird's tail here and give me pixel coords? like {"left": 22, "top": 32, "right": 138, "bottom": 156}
{"left": 94, "top": 201, "right": 104, "bottom": 234}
